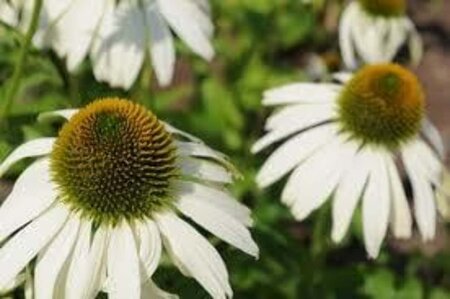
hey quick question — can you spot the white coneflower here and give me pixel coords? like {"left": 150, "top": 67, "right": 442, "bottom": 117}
{"left": 339, "top": 0, "right": 423, "bottom": 69}
{"left": 0, "top": 98, "right": 258, "bottom": 298}
{"left": 253, "top": 63, "right": 449, "bottom": 258}
{"left": 7, "top": 0, "right": 214, "bottom": 89}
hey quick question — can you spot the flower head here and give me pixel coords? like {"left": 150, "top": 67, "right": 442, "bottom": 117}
{"left": 339, "top": 0, "right": 422, "bottom": 69}
{"left": 254, "top": 64, "right": 449, "bottom": 258}
{"left": 6, "top": 0, "right": 214, "bottom": 89}
{"left": 0, "top": 99, "right": 258, "bottom": 298}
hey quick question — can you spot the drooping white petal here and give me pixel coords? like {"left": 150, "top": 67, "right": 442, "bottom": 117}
{"left": 141, "top": 280, "right": 178, "bottom": 299}
{"left": 402, "top": 143, "right": 437, "bottom": 241}
{"left": 65, "top": 220, "right": 92, "bottom": 299}
{"left": 0, "top": 138, "right": 55, "bottom": 176}
{"left": 144, "top": 0, "right": 175, "bottom": 86}
{"left": 178, "top": 157, "right": 233, "bottom": 183}
{"left": 385, "top": 155, "right": 412, "bottom": 239}
{"left": 91, "top": 0, "right": 146, "bottom": 89}
{"left": 262, "top": 83, "right": 340, "bottom": 106}
{"left": 0, "top": 159, "right": 57, "bottom": 243}
{"left": 339, "top": 2, "right": 358, "bottom": 69}
{"left": 0, "top": 1, "right": 19, "bottom": 26}
{"left": 331, "top": 149, "right": 371, "bottom": 243}
{"left": 80, "top": 226, "right": 109, "bottom": 299}
{"left": 164, "top": 123, "right": 202, "bottom": 143}
{"left": 175, "top": 141, "right": 232, "bottom": 169}
{"left": 135, "top": 220, "right": 162, "bottom": 279}
{"left": 405, "top": 18, "right": 423, "bottom": 66}
{"left": 50, "top": 0, "right": 107, "bottom": 71}
{"left": 403, "top": 139, "right": 443, "bottom": 185}
{"left": 422, "top": 119, "right": 445, "bottom": 159}
{"left": 173, "top": 180, "right": 252, "bottom": 226}
{"left": 107, "top": 222, "right": 141, "bottom": 299}
{"left": 0, "top": 204, "right": 69, "bottom": 289}
{"left": 255, "top": 124, "right": 339, "bottom": 187}
{"left": 38, "top": 109, "right": 79, "bottom": 123}
{"left": 332, "top": 72, "right": 353, "bottom": 84}
{"left": 157, "top": 0, "right": 214, "bottom": 60}
{"left": 282, "top": 136, "right": 358, "bottom": 220}
{"left": 156, "top": 213, "right": 232, "bottom": 299}
{"left": 35, "top": 216, "right": 80, "bottom": 299}
{"left": 362, "top": 150, "right": 390, "bottom": 258}
{"left": 176, "top": 192, "right": 259, "bottom": 257}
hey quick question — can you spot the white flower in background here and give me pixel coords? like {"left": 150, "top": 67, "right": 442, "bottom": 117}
{"left": 339, "top": 0, "right": 423, "bottom": 69}
{"left": 0, "top": 99, "right": 258, "bottom": 298}
{"left": 0, "top": 0, "right": 19, "bottom": 27}
{"left": 253, "top": 63, "right": 449, "bottom": 258}
{"left": 7, "top": 0, "right": 214, "bottom": 89}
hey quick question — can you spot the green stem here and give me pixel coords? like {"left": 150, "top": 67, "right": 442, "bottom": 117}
{"left": 1, "top": 0, "right": 43, "bottom": 120}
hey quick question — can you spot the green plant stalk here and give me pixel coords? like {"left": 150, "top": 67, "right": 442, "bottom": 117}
{"left": 1, "top": 0, "right": 43, "bottom": 120}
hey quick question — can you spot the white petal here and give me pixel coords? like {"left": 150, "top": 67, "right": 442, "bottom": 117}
{"left": 332, "top": 72, "right": 353, "bottom": 84}
{"left": 91, "top": 0, "right": 146, "bottom": 89}
{"left": 144, "top": 0, "right": 175, "bottom": 86}
{"left": 178, "top": 158, "right": 233, "bottom": 183}
{"left": 0, "top": 138, "right": 55, "bottom": 176}
{"left": 173, "top": 180, "right": 252, "bottom": 226}
{"left": 255, "top": 124, "right": 339, "bottom": 187}
{"left": 339, "top": 2, "right": 358, "bottom": 69}
{"left": 0, "top": 204, "right": 69, "bottom": 289}
{"left": 422, "top": 119, "right": 445, "bottom": 159}
{"left": 164, "top": 123, "right": 202, "bottom": 143}
{"left": 156, "top": 213, "right": 232, "bottom": 299}
{"left": 107, "top": 222, "right": 141, "bottom": 299}
{"left": 264, "top": 104, "right": 336, "bottom": 131}
{"left": 175, "top": 141, "right": 232, "bottom": 169}
{"left": 38, "top": 109, "right": 78, "bottom": 123}
{"left": 362, "top": 151, "right": 390, "bottom": 258}
{"left": 176, "top": 193, "right": 259, "bottom": 257}
{"left": 157, "top": 0, "right": 214, "bottom": 60}
{"left": 403, "top": 139, "right": 443, "bottom": 185}
{"left": 282, "top": 136, "right": 358, "bottom": 220}
{"left": 262, "top": 83, "right": 340, "bottom": 106}
{"left": 135, "top": 220, "right": 162, "bottom": 279}
{"left": 65, "top": 220, "right": 92, "bottom": 299}
{"left": 405, "top": 18, "right": 423, "bottom": 65}
{"left": 141, "top": 280, "right": 178, "bottom": 299}
{"left": 51, "top": 0, "right": 106, "bottom": 71}
{"left": 0, "top": 1, "right": 18, "bottom": 26}
{"left": 402, "top": 145, "right": 437, "bottom": 240}
{"left": 331, "top": 150, "right": 371, "bottom": 243}
{"left": 35, "top": 216, "right": 80, "bottom": 299}
{"left": 385, "top": 155, "right": 412, "bottom": 239}
{"left": 0, "top": 159, "right": 57, "bottom": 243}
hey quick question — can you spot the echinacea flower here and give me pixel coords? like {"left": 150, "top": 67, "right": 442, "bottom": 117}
{"left": 7, "top": 0, "right": 214, "bottom": 89}
{"left": 0, "top": 98, "right": 258, "bottom": 298}
{"left": 339, "top": 0, "right": 423, "bottom": 69}
{"left": 253, "top": 63, "right": 449, "bottom": 258}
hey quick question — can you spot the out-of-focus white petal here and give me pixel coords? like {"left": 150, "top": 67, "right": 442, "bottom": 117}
{"left": 156, "top": 213, "right": 232, "bottom": 299}
{"left": 332, "top": 149, "right": 371, "bottom": 243}
{"left": 144, "top": 0, "right": 175, "bottom": 86}
{"left": 0, "top": 204, "right": 69, "bottom": 289}
{"left": 176, "top": 191, "right": 259, "bottom": 257}
{"left": 35, "top": 216, "right": 80, "bottom": 299}
{"left": 107, "top": 222, "right": 141, "bottom": 299}
{"left": 0, "top": 159, "right": 57, "bottom": 243}
{"left": 362, "top": 151, "right": 390, "bottom": 258}
{"left": 339, "top": 2, "right": 358, "bottom": 69}
{"left": 422, "top": 119, "right": 445, "bottom": 159}
{"left": 91, "top": 0, "right": 146, "bottom": 89}
{"left": 255, "top": 124, "right": 339, "bottom": 187}
{"left": 0, "top": 138, "right": 55, "bottom": 176}
{"left": 157, "top": 0, "right": 214, "bottom": 60}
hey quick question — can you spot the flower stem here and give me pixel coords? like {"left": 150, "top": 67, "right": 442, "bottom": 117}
{"left": 1, "top": 0, "right": 43, "bottom": 121}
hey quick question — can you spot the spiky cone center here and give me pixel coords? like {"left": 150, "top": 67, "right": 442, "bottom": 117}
{"left": 50, "top": 98, "right": 177, "bottom": 225}
{"left": 338, "top": 64, "right": 425, "bottom": 149}
{"left": 358, "top": 0, "right": 406, "bottom": 17}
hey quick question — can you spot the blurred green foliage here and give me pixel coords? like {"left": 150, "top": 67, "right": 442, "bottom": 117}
{"left": 1, "top": 0, "right": 450, "bottom": 298}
